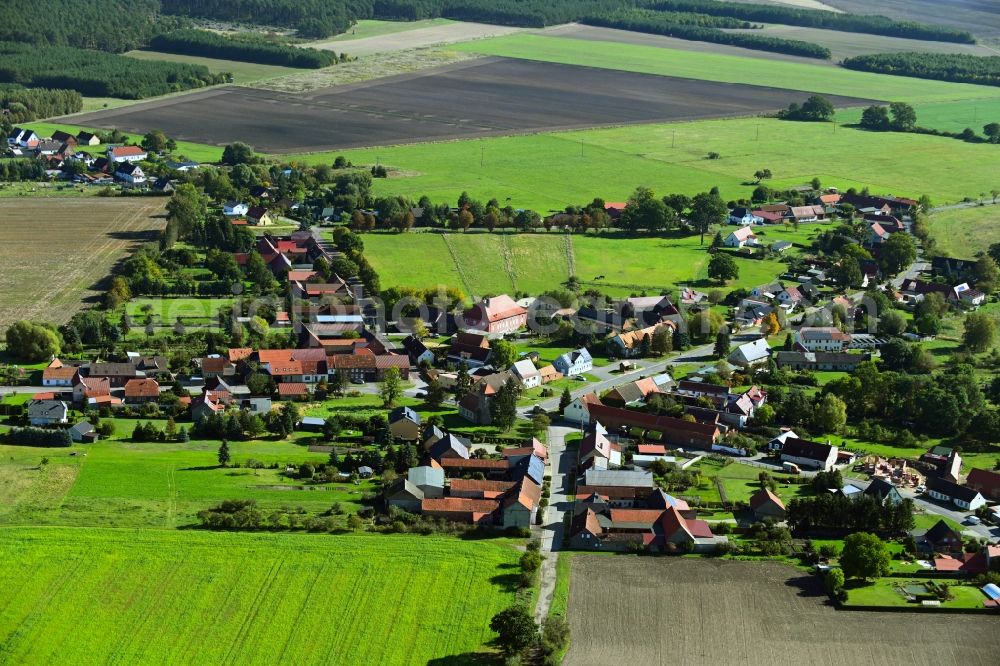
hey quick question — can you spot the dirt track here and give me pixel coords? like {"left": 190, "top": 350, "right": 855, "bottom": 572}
{"left": 565, "top": 557, "right": 1000, "bottom": 666}
{"left": 66, "top": 57, "right": 871, "bottom": 153}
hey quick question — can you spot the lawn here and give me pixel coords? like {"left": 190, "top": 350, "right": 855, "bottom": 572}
{"left": 844, "top": 579, "right": 988, "bottom": 609}
{"left": 452, "top": 34, "right": 1000, "bottom": 105}
{"left": 296, "top": 113, "right": 1000, "bottom": 212}
{"left": 926, "top": 204, "right": 1000, "bottom": 258}
{"left": 362, "top": 228, "right": 817, "bottom": 298}
{"left": 0, "top": 527, "right": 520, "bottom": 665}
{"left": 126, "top": 50, "right": 299, "bottom": 85}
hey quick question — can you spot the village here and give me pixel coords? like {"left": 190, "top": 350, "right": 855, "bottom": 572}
{"left": 4, "top": 126, "right": 1000, "bottom": 619}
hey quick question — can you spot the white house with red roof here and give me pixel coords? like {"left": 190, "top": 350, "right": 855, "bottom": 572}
{"left": 107, "top": 145, "right": 148, "bottom": 163}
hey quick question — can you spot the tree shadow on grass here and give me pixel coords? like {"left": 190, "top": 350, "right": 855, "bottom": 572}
{"left": 427, "top": 652, "right": 504, "bottom": 666}
{"left": 784, "top": 573, "right": 828, "bottom": 601}
{"left": 489, "top": 572, "right": 522, "bottom": 594}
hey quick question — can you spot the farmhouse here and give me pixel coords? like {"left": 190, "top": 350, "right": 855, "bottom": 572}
{"left": 965, "top": 468, "right": 1000, "bottom": 501}
{"left": 779, "top": 438, "right": 838, "bottom": 471}
{"left": 864, "top": 478, "right": 904, "bottom": 505}
{"left": 727, "top": 338, "right": 771, "bottom": 368}
{"left": 114, "top": 162, "right": 146, "bottom": 185}
{"left": 107, "top": 145, "right": 148, "bottom": 163}
{"left": 926, "top": 477, "right": 986, "bottom": 511}
{"left": 42, "top": 359, "right": 79, "bottom": 387}
{"left": 724, "top": 227, "right": 757, "bottom": 248}
{"left": 224, "top": 201, "right": 249, "bottom": 216}
{"left": 602, "top": 377, "right": 662, "bottom": 408}
{"left": 402, "top": 335, "right": 435, "bottom": 366}
{"left": 729, "top": 207, "right": 763, "bottom": 226}
{"left": 510, "top": 359, "right": 541, "bottom": 388}
{"left": 749, "top": 488, "right": 786, "bottom": 521}
{"left": 789, "top": 205, "right": 825, "bottom": 223}
{"left": 795, "top": 327, "right": 851, "bottom": 352}
{"left": 27, "top": 400, "right": 69, "bottom": 426}
{"left": 388, "top": 406, "right": 421, "bottom": 441}
{"left": 553, "top": 348, "right": 592, "bottom": 377}
{"left": 247, "top": 206, "right": 273, "bottom": 226}
{"left": 569, "top": 501, "right": 725, "bottom": 553}
{"left": 587, "top": 403, "right": 720, "bottom": 450}
{"left": 774, "top": 351, "right": 871, "bottom": 371}
{"left": 564, "top": 392, "right": 600, "bottom": 425}
{"left": 8, "top": 127, "right": 39, "bottom": 149}
{"left": 910, "top": 519, "right": 963, "bottom": 554}
{"left": 123, "top": 378, "right": 160, "bottom": 404}
{"left": 462, "top": 295, "right": 527, "bottom": 336}
{"left": 609, "top": 324, "right": 672, "bottom": 358}
{"left": 578, "top": 422, "right": 621, "bottom": 471}
{"left": 734, "top": 299, "right": 774, "bottom": 326}
{"left": 446, "top": 331, "right": 491, "bottom": 368}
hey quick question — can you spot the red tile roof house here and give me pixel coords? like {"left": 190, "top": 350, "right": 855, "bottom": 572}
{"left": 966, "top": 468, "right": 1000, "bottom": 501}
{"left": 107, "top": 145, "right": 148, "bottom": 163}
{"left": 42, "top": 359, "right": 79, "bottom": 387}
{"left": 462, "top": 295, "right": 527, "bottom": 337}
{"left": 749, "top": 488, "right": 787, "bottom": 521}
{"left": 587, "top": 404, "right": 721, "bottom": 450}
{"left": 73, "top": 376, "right": 111, "bottom": 404}
{"left": 124, "top": 378, "right": 160, "bottom": 404}
{"left": 569, "top": 503, "right": 726, "bottom": 553}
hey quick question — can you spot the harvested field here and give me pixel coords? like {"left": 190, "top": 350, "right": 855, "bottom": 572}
{"left": 307, "top": 20, "right": 523, "bottom": 55}
{"left": 65, "top": 57, "right": 871, "bottom": 152}
{"left": 565, "top": 557, "right": 1000, "bottom": 666}
{"left": 0, "top": 198, "right": 165, "bottom": 330}
{"left": 827, "top": 0, "right": 1000, "bottom": 41}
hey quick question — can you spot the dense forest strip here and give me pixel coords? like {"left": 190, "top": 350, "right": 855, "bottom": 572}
{"left": 0, "top": 87, "right": 82, "bottom": 123}
{"left": 149, "top": 30, "right": 345, "bottom": 68}
{"left": 582, "top": 11, "right": 831, "bottom": 59}
{"left": 161, "top": 0, "right": 375, "bottom": 38}
{"left": 646, "top": 0, "right": 976, "bottom": 43}
{"left": 0, "top": 42, "right": 229, "bottom": 99}
{"left": 842, "top": 53, "right": 1000, "bottom": 88}
{"left": 0, "top": 0, "right": 169, "bottom": 52}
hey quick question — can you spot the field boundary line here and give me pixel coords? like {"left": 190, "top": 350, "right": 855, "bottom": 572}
{"left": 563, "top": 234, "right": 576, "bottom": 279}
{"left": 439, "top": 233, "right": 475, "bottom": 296}
{"left": 500, "top": 233, "right": 518, "bottom": 291}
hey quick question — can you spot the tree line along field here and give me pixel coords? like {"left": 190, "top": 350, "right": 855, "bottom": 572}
{"left": 0, "top": 198, "right": 165, "bottom": 332}
{"left": 564, "top": 556, "right": 1000, "bottom": 666}
{"left": 0, "top": 527, "right": 520, "bottom": 665}
{"left": 361, "top": 224, "right": 826, "bottom": 298}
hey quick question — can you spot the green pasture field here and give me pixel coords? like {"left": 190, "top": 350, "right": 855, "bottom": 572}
{"left": 926, "top": 204, "right": 1000, "bottom": 258}
{"left": 126, "top": 50, "right": 300, "bottom": 85}
{"left": 300, "top": 115, "right": 1000, "bottom": 211}
{"left": 23, "top": 121, "right": 224, "bottom": 163}
{"left": 0, "top": 431, "right": 371, "bottom": 528}
{"left": 0, "top": 527, "right": 520, "bottom": 664}
{"left": 362, "top": 225, "right": 826, "bottom": 298}
{"left": 837, "top": 98, "right": 1000, "bottom": 136}
{"left": 314, "top": 18, "right": 455, "bottom": 42}
{"left": 451, "top": 34, "right": 1000, "bottom": 105}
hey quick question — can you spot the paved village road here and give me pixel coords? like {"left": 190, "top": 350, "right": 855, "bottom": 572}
{"left": 534, "top": 424, "right": 574, "bottom": 623}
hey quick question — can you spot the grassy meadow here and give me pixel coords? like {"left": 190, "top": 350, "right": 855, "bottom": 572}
{"left": 926, "top": 204, "right": 1000, "bottom": 258}
{"left": 362, "top": 224, "right": 825, "bottom": 297}
{"left": 451, "top": 34, "right": 1000, "bottom": 105}
{"left": 0, "top": 528, "right": 520, "bottom": 665}
{"left": 295, "top": 114, "right": 1000, "bottom": 212}
{"left": 126, "top": 50, "right": 300, "bottom": 85}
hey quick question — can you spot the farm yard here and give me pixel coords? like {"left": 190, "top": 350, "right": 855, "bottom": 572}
{"left": 564, "top": 557, "right": 1000, "bottom": 666}
{"left": 62, "top": 57, "right": 871, "bottom": 153}
{"left": 362, "top": 224, "right": 824, "bottom": 298}
{"left": 0, "top": 198, "right": 165, "bottom": 331}
{"left": 0, "top": 528, "right": 520, "bottom": 665}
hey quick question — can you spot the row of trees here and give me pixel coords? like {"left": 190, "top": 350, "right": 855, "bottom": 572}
{"left": 844, "top": 52, "right": 1000, "bottom": 87}
{"left": 161, "top": 0, "right": 373, "bottom": 39}
{"left": 149, "top": 29, "right": 345, "bottom": 69}
{"left": 787, "top": 494, "right": 915, "bottom": 534}
{"left": 647, "top": 0, "right": 975, "bottom": 43}
{"left": 0, "top": 42, "right": 229, "bottom": 98}
{"left": 4, "top": 427, "right": 72, "bottom": 448}
{"left": 582, "top": 10, "right": 832, "bottom": 59}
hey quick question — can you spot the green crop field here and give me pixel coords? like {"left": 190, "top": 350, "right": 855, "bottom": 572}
{"left": 0, "top": 527, "right": 519, "bottom": 665}
{"left": 927, "top": 204, "right": 1000, "bottom": 258}
{"left": 299, "top": 116, "right": 1000, "bottom": 213}
{"left": 125, "top": 50, "right": 300, "bottom": 85}
{"left": 361, "top": 224, "right": 823, "bottom": 297}
{"left": 452, "top": 34, "right": 1000, "bottom": 105}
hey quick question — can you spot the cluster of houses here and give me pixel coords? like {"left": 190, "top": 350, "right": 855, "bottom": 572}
{"left": 5, "top": 127, "right": 176, "bottom": 187}
{"left": 385, "top": 417, "right": 545, "bottom": 528}
{"left": 725, "top": 326, "right": 872, "bottom": 373}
